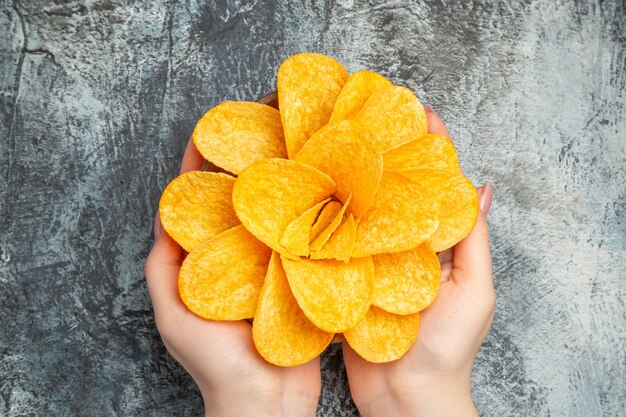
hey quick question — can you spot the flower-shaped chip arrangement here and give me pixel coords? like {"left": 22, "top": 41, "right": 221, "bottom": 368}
{"left": 159, "top": 53, "right": 478, "bottom": 366}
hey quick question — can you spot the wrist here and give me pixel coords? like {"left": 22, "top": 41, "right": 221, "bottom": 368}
{"left": 203, "top": 391, "right": 318, "bottom": 417}
{"left": 356, "top": 371, "right": 477, "bottom": 417}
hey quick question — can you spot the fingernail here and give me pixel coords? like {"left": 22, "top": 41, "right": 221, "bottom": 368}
{"left": 153, "top": 212, "right": 163, "bottom": 240}
{"left": 423, "top": 104, "right": 433, "bottom": 112}
{"left": 479, "top": 183, "right": 493, "bottom": 215}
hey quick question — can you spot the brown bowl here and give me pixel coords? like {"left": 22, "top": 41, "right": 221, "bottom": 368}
{"left": 257, "top": 91, "right": 278, "bottom": 109}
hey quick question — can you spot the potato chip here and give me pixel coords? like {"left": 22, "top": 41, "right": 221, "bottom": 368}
{"left": 161, "top": 52, "right": 481, "bottom": 367}
{"left": 159, "top": 171, "right": 239, "bottom": 252}
{"left": 355, "top": 85, "right": 428, "bottom": 153}
{"left": 310, "top": 214, "right": 356, "bottom": 262}
{"left": 253, "top": 252, "right": 334, "bottom": 367}
{"left": 281, "top": 255, "right": 373, "bottom": 332}
{"left": 329, "top": 70, "right": 392, "bottom": 123}
{"left": 192, "top": 101, "right": 287, "bottom": 175}
{"left": 383, "top": 134, "right": 459, "bottom": 173}
{"left": 309, "top": 200, "right": 343, "bottom": 244}
{"left": 352, "top": 172, "right": 439, "bottom": 257}
{"left": 344, "top": 306, "right": 420, "bottom": 363}
{"left": 280, "top": 198, "right": 332, "bottom": 257}
{"left": 277, "top": 53, "right": 349, "bottom": 157}
{"left": 310, "top": 195, "right": 351, "bottom": 252}
{"left": 178, "top": 225, "right": 271, "bottom": 320}
{"left": 294, "top": 121, "right": 383, "bottom": 217}
{"left": 232, "top": 159, "right": 336, "bottom": 255}
{"left": 372, "top": 244, "right": 440, "bottom": 315}
{"left": 399, "top": 169, "right": 478, "bottom": 252}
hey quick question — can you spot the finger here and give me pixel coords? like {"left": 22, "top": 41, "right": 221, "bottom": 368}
{"left": 145, "top": 231, "right": 188, "bottom": 318}
{"left": 150, "top": 138, "right": 201, "bottom": 255}
{"left": 145, "top": 138, "right": 204, "bottom": 328}
{"left": 341, "top": 342, "right": 366, "bottom": 372}
{"left": 438, "top": 248, "right": 453, "bottom": 283}
{"left": 424, "top": 106, "right": 451, "bottom": 138}
{"left": 452, "top": 183, "right": 493, "bottom": 290}
{"left": 154, "top": 212, "right": 164, "bottom": 240}
{"left": 153, "top": 138, "right": 203, "bottom": 245}
{"left": 423, "top": 106, "right": 467, "bottom": 176}
{"left": 155, "top": 138, "right": 202, "bottom": 240}
{"left": 180, "top": 136, "right": 205, "bottom": 174}
{"left": 341, "top": 342, "right": 388, "bottom": 392}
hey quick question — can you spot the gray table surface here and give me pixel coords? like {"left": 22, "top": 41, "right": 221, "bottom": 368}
{"left": 1, "top": 1, "right": 624, "bottom": 416}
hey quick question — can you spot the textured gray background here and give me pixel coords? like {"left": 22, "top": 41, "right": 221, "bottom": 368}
{"left": 1, "top": 0, "right": 624, "bottom": 416}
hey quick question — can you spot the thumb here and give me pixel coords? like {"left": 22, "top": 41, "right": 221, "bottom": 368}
{"left": 452, "top": 183, "right": 493, "bottom": 290}
{"left": 424, "top": 105, "right": 451, "bottom": 138}
{"left": 145, "top": 216, "right": 187, "bottom": 319}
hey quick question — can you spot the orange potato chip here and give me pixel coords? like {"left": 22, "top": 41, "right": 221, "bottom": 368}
{"left": 281, "top": 255, "right": 373, "bottom": 333}
{"left": 399, "top": 169, "right": 478, "bottom": 252}
{"left": 352, "top": 172, "right": 440, "bottom": 257}
{"left": 161, "top": 53, "right": 481, "bottom": 366}
{"left": 383, "top": 134, "right": 459, "bottom": 173}
{"left": 280, "top": 198, "right": 332, "bottom": 257}
{"left": 277, "top": 53, "right": 349, "bottom": 157}
{"left": 329, "top": 70, "right": 392, "bottom": 123}
{"left": 310, "top": 214, "right": 356, "bottom": 262}
{"left": 232, "top": 159, "right": 336, "bottom": 255}
{"left": 192, "top": 101, "right": 287, "bottom": 175}
{"left": 310, "top": 195, "right": 351, "bottom": 252}
{"left": 178, "top": 225, "right": 272, "bottom": 320}
{"left": 309, "top": 200, "right": 343, "bottom": 244}
{"left": 344, "top": 306, "right": 420, "bottom": 363}
{"left": 372, "top": 244, "right": 441, "bottom": 315}
{"left": 159, "top": 171, "right": 240, "bottom": 252}
{"left": 253, "top": 252, "right": 334, "bottom": 367}
{"left": 355, "top": 85, "right": 428, "bottom": 153}
{"left": 294, "top": 121, "right": 383, "bottom": 217}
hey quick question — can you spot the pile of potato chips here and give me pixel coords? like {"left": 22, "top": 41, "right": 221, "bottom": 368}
{"left": 159, "top": 53, "right": 478, "bottom": 366}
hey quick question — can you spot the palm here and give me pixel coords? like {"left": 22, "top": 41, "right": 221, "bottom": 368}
{"left": 342, "top": 108, "right": 494, "bottom": 405}
{"left": 146, "top": 139, "right": 323, "bottom": 415}
{"left": 343, "top": 241, "right": 494, "bottom": 402}
{"left": 163, "top": 312, "right": 322, "bottom": 400}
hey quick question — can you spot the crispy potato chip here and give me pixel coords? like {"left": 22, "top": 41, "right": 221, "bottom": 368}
{"left": 233, "top": 159, "right": 336, "bottom": 255}
{"left": 383, "top": 134, "right": 459, "bottom": 173}
{"left": 310, "top": 195, "right": 351, "bottom": 252}
{"left": 281, "top": 255, "right": 373, "bottom": 333}
{"left": 399, "top": 169, "right": 478, "bottom": 252}
{"left": 192, "top": 101, "right": 287, "bottom": 175}
{"left": 310, "top": 214, "right": 356, "bottom": 262}
{"left": 355, "top": 85, "right": 428, "bottom": 153}
{"left": 352, "top": 172, "right": 439, "bottom": 257}
{"left": 277, "top": 53, "right": 349, "bottom": 157}
{"left": 294, "top": 121, "right": 383, "bottom": 217}
{"left": 178, "top": 225, "right": 271, "bottom": 320}
{"left": 344, "top": 306, "right": 420, "bottom": 363}
{"left": 159, "top": 171, "right": 239, "bottom": 252}
{"left": 280, "top": 198, "right": 332, "bottom": 257}
{"left": 309, "top": 200, "right": 343, "bottom": 244}
{"left": 372, "top": 244, "right": 440, "bottom": 315}
{"left": 329, "top": 70, "right": 392, "bottom": 123}
{"left": 253, "top": 252, "right": 334, "bottom": 367}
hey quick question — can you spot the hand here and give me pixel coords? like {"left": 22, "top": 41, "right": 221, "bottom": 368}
{"left": 145, "top": 139, "right": 320, "bottom": 417}
{"left": 342, "top": 107, "right": 495, "bottom": 417}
